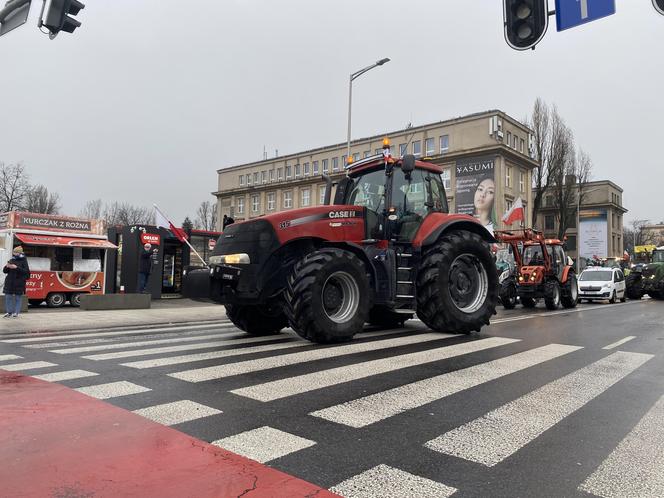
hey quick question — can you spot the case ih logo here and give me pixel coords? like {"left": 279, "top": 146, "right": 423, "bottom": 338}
{"left": 141, "top": 233, "right": 161, "bottom": 245}
{"left": 328, "top": 210, "right": 358, "bottom": 219}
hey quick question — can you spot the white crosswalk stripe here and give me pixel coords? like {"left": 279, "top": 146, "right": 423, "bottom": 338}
{"left": 211, "top": 426, "right": 316, "bottom": 463}
{"left": 1, "top": 361, "right": 57, "bottom": 372}
{"left": 330, "top": 464, "right": 457, "bottom": 498}
{"left": 169, "top": 332, "right": 459, "bottom": 383}
{"left": 0, "top": 354, "right": 22, "bottom": 362}
{"left": 133, "top": 400, "right": 222, "bottom": 425}
{"left": 425, "top": 351, "right": 653, "bottom": 466}
{"left": 121, "top": 340, "right": 309, "bottom": 368}
{"left": 602, "top": 336, "right": 636, "bottom": 350}
{"left": 310, "top": 343, "right": 580, "bottom": 428}
{"left": 32, "top": 370, "right": 99, "bottom": 382}
{"left": 233, "top": 337, "right": 520, "bottom": 402}
{"left": 76, "top": 381, "right": 152, "bottom": 400}
{"left": 579, "top": 394, "right": 664, "bottom": 498}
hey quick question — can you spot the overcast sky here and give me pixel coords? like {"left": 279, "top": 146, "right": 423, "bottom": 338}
{"left": 0, "top": 1, "right": 661, "bottom": 225}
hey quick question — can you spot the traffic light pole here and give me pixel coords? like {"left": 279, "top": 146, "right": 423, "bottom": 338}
{"left": 0, "top": 0, "right": 30, "bottom": 24}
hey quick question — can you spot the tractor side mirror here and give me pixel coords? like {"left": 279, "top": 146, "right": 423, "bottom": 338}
{"left": 402, "top": 154, "right": 415, "bottom": 174}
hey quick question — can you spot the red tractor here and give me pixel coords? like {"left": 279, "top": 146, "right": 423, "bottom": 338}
{"left": 494, "top": 229, "right": 578, "bottom": 310}
{"left": 207, "top": 141, "right": 498, "bottom": 343}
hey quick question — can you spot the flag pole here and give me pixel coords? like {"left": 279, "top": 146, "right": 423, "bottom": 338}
{"left": 153, "top": 204, "right": 208, "bottom": 268}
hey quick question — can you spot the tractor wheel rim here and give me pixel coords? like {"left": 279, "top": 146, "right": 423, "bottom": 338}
{"left": 322, "top": 271, "right": 360, "bottom": 324}
{"left": 448, "top": 254, "right": 488, "bottom": 313}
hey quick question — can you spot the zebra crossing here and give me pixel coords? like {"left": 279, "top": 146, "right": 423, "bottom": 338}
{"left": 1, "top": 312, "right": 662, "bottom": 497}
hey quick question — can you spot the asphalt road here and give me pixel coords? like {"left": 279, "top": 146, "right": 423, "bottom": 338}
{"left": 1, "top": 299, "right": 662, "bottom": 497}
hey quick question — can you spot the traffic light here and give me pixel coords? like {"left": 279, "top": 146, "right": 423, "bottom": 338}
{"left": 503, "top": 0, "right": 549, "bottom": 51}
{"left": 40, "top": 0, "right": 84, "bottom": 38}
{"left": 654, "top": 0, "right": 664, "bottom": 16}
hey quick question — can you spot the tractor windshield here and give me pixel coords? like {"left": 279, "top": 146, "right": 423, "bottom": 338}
{"left": 522, "top": 245, "right": 551, "bottom": 266}
{"left": 652, "top": 251, "right": 664, "bottom": 263}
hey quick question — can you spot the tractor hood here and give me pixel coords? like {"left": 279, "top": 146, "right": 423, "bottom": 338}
{"left": 642, "top": 262, "right": 664, "bottom": 280}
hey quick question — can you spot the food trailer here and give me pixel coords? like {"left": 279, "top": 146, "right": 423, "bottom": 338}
{"left": 0, "top": 211, "right": 117, "bottom": 307}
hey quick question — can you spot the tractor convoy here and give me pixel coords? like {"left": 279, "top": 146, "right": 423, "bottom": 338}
{"left": 625, "top": 246, "right": 664, "bottom": 300}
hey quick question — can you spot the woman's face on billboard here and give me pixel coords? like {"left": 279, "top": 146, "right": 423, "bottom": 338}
{"left": 474, "top": 178, "right": 495, "bottom": 212}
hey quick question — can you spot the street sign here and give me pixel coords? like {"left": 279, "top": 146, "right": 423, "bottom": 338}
{"left": 0, "top": 0, "right": 31, "bottom": 37}
{"left": 555, "top": 0, "right": 616, "bottom": 32}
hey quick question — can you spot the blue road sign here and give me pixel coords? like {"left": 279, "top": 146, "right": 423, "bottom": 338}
{"left": 555, "top": 0, "right": 616, "bottom": 32}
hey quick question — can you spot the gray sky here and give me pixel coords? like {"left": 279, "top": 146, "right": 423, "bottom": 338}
{"left": 1, "top": 1, "right": 661, "bottom": 225}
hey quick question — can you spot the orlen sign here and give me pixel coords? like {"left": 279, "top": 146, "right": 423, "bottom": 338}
{"left": 140, "top": 233, "right": 161, "bottom": 246}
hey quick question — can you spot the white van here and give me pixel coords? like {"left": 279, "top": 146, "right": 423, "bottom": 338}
{"left": 578, "top": 267, "right": 626, "bottom": 303}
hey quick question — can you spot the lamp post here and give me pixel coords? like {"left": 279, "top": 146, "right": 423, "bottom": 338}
{"left": 346, "top": 58, "right": 390, "bottom": 163}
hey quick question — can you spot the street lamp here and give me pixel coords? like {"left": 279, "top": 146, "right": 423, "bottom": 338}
{"left": 346, "top": 58, "right": 390, "bottom": 163}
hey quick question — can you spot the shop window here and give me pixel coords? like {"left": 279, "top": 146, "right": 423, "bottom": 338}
{"left": 283, "top": 191, "right": 293, "bottom": 209}
{"left": 425, "top": 137, "right": 435, "bottom": 156}
{"left": 440, "top": 135, "right": 449, "bottom": 153}
{"left": 267, "top": 192, "right": 275, "bottom": 211}
{"left": 301, "top": 188, "right": 311, "bottom": 207}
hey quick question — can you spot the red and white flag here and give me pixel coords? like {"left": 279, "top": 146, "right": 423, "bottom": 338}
{"left": 502, "top": 197, "right": 525, "bottom": 225}
{"left": 154, "top": 204, "right": 188, "bottom": 243}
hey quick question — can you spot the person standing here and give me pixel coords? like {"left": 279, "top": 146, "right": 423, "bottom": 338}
{"left": 138, "top": 243, "right": 154, "bottom": 294}
{"left": 223, "top": 214, "right": 235, "bottom": 230}
{"left": 3, "top": 246, "right": 30, "bottom": 318}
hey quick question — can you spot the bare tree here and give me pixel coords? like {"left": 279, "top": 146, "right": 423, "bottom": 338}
{"left": 623, "top": 219, "right": 658, "bottom": 253}
{"left": 24, "top": 185, "right": 60, "bottom": 214}
{"left": 102, "top": 202, "right": 153, "bottom": 226}
{"left": 79, "top": 199, "right": 103, "bottom": 219}
{"left": 0, "top": 162, "right": 30, "bottom": 212}
{"left": 528, "top": 98, "right": 554, "bottom": 228}
{"left": 195, "top": 200, "right": 217, "bottom": 231}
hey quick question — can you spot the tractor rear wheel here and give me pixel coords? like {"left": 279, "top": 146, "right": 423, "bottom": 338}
{"left": 416, "top": 231, "right": 497, "bottom": 334}
{"left": 521, "top": 297, "right": 537, "bottom": 308}
{"left": 544, "top": 280, "right": 561, "bottom": 310}
{"left": 561, "top": 274, "right": 579, "bottom": 309}
{"left": 225, "top": 303, "right": 288, "bottom": 336}
{"left": 285, "top": 248, "right": 370, "bottom": 343}
{"left": 499, "top": 281, "right": 517, "bottom": 309}
{"left": 625, "top": 274, "right": 644, "bottom": 300}
{"left": 368, "top": 306, "right": 412, "bottom": 328}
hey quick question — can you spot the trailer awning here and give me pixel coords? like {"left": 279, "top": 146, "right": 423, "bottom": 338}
{"left": 15, "top": 233, "right": 118, "bottom": 249}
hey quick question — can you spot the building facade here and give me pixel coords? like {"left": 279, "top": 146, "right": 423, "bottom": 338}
{"left": 214, "top": 110, "right": 539, "bottom": 234}
{"left": 537, "top": 180, "right": 627, "bottom": 261}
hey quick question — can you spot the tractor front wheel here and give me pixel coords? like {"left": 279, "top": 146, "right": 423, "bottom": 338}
{"left": 225, "top": 303, "right": 288, "bottom": 336}
{"left": 416, "top": 231, "right": 497, "bottom": 334}
{"left": 285, "top": 248, "right": 370, "bottom": 343}
{"left": 544, "top": 280, "right": 561, "bottom": 310}
{"left": 561, "top": 274, "right": 579, "bottom": 309}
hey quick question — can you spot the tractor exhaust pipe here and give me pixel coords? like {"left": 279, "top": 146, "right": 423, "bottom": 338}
{"left": 322, "top": 175, "right": 333, "bottom": 205}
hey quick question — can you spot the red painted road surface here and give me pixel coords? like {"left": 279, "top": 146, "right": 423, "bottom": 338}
{"left": 0, "top": 370, "right": 339, "bottom": 498}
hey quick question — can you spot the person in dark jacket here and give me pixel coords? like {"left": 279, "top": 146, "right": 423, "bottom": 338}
{"left": 3, "top": 246, "right": 30, "bottom": 318}
{"left": 138, "top": 243, "right": 154, "bottom": 293}
{"left": 222, "top": 214, "right": 235, "bottom": 230}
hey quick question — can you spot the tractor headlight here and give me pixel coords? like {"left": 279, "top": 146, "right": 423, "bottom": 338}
{"left": 651, "top": 275, "right": 656, "bottom": 280}
{"left": 518, "top": 275, "right": 524, "bottom": 282}
{"left": 209, "top": 254, "right": 250, "bottom": 265}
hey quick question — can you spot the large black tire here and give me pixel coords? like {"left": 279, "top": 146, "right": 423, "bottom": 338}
{"left": 521, "top": 297, "right": 538, "bottom": 308}
{"left": 416, "top": 231, "right": 497, "bottom": 334}
{"left": 284, "top": 248, "right": 370, "bottom": 343}
{"left": 625, "top": 274, "right": 644, "bottom": 300}
{"left": 225, "top": 303, "right": 288, "bottom": 336}
{"left": 499, "top": 281, "right": 517, "bottom": 309}
{"left": 544, "top": 280, "right": 561, "bottom": 310}
{"left": 367, "top": 306, "right": 412, "bottom": 328}
{"left": 70, "top": 293, "right": 84, "bottom": 308}
{"left": 561, "top": 274, "right": 579, "bottom": 309}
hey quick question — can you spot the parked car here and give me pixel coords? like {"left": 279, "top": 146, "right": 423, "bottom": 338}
{"left": 578, "top": 267, "right": 626, "bottom": 304}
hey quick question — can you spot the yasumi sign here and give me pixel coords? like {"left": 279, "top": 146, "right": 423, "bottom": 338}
{"left": 141, "top": 233, "right": 161, "bottom": 246}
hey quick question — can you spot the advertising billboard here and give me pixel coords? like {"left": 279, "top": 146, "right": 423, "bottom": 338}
{"left": 455, "top": 156, "right": 496, "bottom": 234}
{"left": 579, "top": 209, "right": 608, "bottom": 259}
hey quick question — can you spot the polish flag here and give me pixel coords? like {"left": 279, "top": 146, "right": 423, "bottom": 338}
{"left": 154, "top": 204, "right": 188, "bottom": 243}
{"left": 502, "top": 197, "right": 525, "bottom": 225}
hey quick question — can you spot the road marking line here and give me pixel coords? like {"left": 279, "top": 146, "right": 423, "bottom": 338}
{"left": 32, "top": 370, "right": 99, "bottom": 382}
{"left": 602, "top": 336, "right": 637, "bottom": 350}
{"left": 233, "top": 337, "right": 520, "bottom": 402}
{"left": 121, "top": 340, "right": 309, "bottom": 368}
{"left": 330, "top": 464, "right": 457, "bottom": 498}
{"left": 1, "top": 322, "right": 233, "bottom": 344}
{"left": 0, "top": 354, "right": 22, "bottom": 362}
{"left": 133, "top": 400, "right": 222, "bottom": 426}
{"left": 310, "top": 343, "right": 579, "bottom": 428}
{"left": 0, "top": 361, "right": 57, "bottom": 372}
{"left": 169, "top": 332, "right": 460, "bottom": 383}
{"left": 425, "top": 351, "right": 653, "bottom": 466}
{"left": 75, "top": 381, "right": 152, "bottom": 399}
{"left": 211, "top": 426, "right": 316, "bottom": 464}
{"left": 579, "top": 394, "right": 664, "bottom": 498}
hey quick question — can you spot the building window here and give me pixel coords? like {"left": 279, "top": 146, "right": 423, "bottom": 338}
{"left": 353, "top": 152, "right": 360, "bottom": 161}
{"left": 318, "top": 160, "right": 324, "bottom": 175}
{"left": 331, "top": 157, "right": 338, "bottom": 171}
{"left": 251, "top": 194, "right": 260, "bottom": 213}
{"left": 506, "top": 199, "right": 513, "bottom": 211}
{"left": 412, "top": 141, "right": 422, "bottom": 157}
{"left": 513, "top": 135, "right": 518, "bottom": 149}
{"left": 506, "top": 166, "right": 512, "bottom": 188}
{"left": 319, "top": 186, "right": 326, "bottom": 205}
{"left": 520, "top": 138, "right": 525, "bottom": 153}
{"left": 236, "top": 197, "right": 245, "bottom": 215}
{"left": 277, "top": 168, "right": 283, "bottom": 181}
{"left": 375, "top": 148, "right": 382, "bottom": 155}
{"left": 269, "top": 169, "right": 274, "bottom": 182}
{"left": 425, "top": 137, "right": 435, "bottom": 156}
{"left": 545, "top": 195, "right": 553, "bottom": 207}
{"left": 440, "top": 135, "right": 449, "bottom": 153}
{"left": 283, "top": 191, "right": 293, "bottom": 209}
{"left": 441, "top": 169, "right": 451, "bottom": 190}
{"left": 246, "top": 174, "right": 251, "bottom": 185}
{"left": 286, "top": 165, "right": 292, "bottom": 179}
{"left": 301, "top": 188, "right": 311, "bottom": 207}
{"left": 364, "top": 150, "right": 371, "bottom": 158}
{"left": 295, "top": 164, "right": 301, "bottom": 178}
{"left": 545, "top": 215, "right": 555, "bottom": 231}
{"left": 519, "top": 172, "right": 525, "bottom": 193}
{"left": 399, "top": 143, "right": 407, "bottom": 156}
{"left": 261, "top": 171, "right": 267, "bottom": 184}
{"left": 506, "top": 131, "right": 512, "bottom": 147}
{"left": 342, "top": 155, "right": 347, "bottom": 166}
{"left": 303, "top": 162, "right": 310, "bottom": 176}
{"left": 239, "top": 175, "right": 245, "bottom": 186}
{"left": 253, "top": 172, "right": 259, "bottom": 184}
{"left": 267, "top": 192, "right": 275, "bottom": 211}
